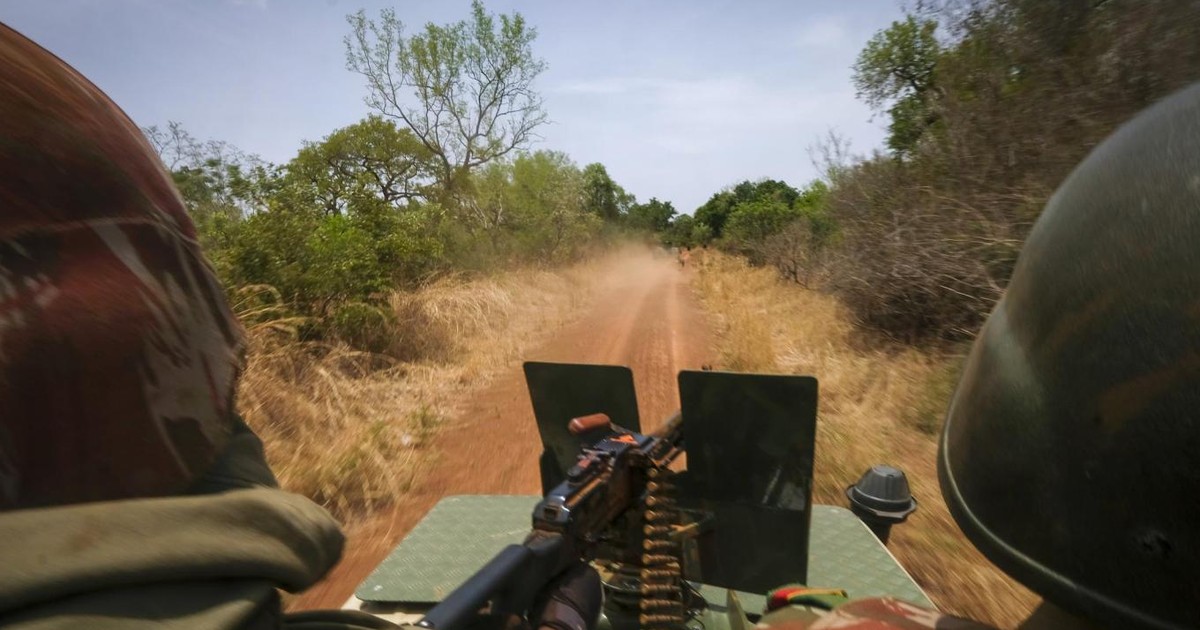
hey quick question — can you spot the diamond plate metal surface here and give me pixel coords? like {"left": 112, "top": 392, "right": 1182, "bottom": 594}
{"left": 356, "top": 496, "right": 533, "bottom": 603}
{"left": 807, "top": 505, "right": 930, "bottom": 606}
{"left": 355, "top": 496, "right": 931, "bottom": 609}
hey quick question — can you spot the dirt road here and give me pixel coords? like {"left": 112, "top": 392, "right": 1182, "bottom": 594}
{"left": 295, "top": 253, "right": 714, "bottom": 609}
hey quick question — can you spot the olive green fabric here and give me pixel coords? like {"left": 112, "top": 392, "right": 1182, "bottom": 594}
{"left": 187, "top": 416, "right": 281, "bottom": 494}
{"left": 0, "top": 419, "right": 398, "bottom": 629}
{"left": 0, "top": 487, "right": 341, "bottom": 628}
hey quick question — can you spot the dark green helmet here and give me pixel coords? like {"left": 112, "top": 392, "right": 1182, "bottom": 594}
{"left": 939, "top": 84, "right": 1200, "bottom": 630}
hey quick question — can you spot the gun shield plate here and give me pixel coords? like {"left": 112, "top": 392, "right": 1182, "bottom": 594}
{"left": 677, "top": 370, "right": 818, "bottom": 594}
{"left": 524, "top": 362, "right": 641, "bottom": 493}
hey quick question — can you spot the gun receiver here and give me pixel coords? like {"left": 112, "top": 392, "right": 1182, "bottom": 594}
{"left": 416, "top": 413, "right": 684, "bottom": 630}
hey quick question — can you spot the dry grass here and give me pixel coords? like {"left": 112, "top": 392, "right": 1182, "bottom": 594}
{"left": 692, "top": 252, "right": 1039, "bottom": 628}
{"left": 233, "top": 262, "right": 601, "bottom": 519}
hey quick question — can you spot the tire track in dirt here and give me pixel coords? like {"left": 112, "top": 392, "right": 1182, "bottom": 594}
{"left": 294, "top": 253, "right": 714, "bottom": 609}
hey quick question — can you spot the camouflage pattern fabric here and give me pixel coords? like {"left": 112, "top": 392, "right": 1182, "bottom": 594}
{"left": 760, "top": 598, "right": 996, "bottom": 630}
{"left": 0, "top": 23, "right": 244, "bottom": 509}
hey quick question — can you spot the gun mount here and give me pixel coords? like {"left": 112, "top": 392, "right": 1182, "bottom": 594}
{"left": 345, "top": 362, "right": 929, "bottom": 630}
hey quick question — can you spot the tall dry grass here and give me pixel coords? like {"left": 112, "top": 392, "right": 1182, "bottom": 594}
{"left": 233, "top": 263, "right": 600, "bottom": 519}
{"left": 692, "top": 252, "right": 1038, "bottom": 628}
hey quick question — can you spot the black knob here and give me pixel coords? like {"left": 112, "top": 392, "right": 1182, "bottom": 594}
{"left": 846, "top": 465, "right": 917, "bottom": 544}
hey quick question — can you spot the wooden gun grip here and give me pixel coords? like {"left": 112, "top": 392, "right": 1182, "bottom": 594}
{"left": 568, "top": 413, "right": 611, "bottom": 435}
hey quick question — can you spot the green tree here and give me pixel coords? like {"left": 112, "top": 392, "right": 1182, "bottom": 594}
{"left": 853, "top": 16, "right": 941, "bottom": 154}
{"left": 509, "top": 151, "right": 597, "bottom": 261}
{"left": 142, "top": 122, "right": 278, "bottom": 271}
{"left": 693, "top": 179, "right": 800, "bottom": 239}
{"left": 283, "top": 116, "right": 438, "bottom": 215}
{"left": 345, "top": 1, "right": 548, "bottom": 199}
{"left": 723, "top": 200, "right": 801, "bottom": 251}
{"left": 693, "top": 191, "right": 736, "bottom": 240}
{"left": 662, "top": 213, "right": 697, "bottom": 248}
{"left": 792, "top": 179, "right": 834, "bottom": 239}
{"left": 463, "top": 160, "right": 516, "bottom": 250}
{"left": 627, "top": 198, "right": 676, "bottom": 233}
{"left": 580, "top": 163, "right": 626, "bottom": 221}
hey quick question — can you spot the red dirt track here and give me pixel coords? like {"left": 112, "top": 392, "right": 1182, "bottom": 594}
{"left": 294, "top": 254, "right": 714, "bottom": 609}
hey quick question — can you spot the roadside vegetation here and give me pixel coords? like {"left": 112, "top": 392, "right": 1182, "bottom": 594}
{"left": 234, "top": 262, "right": 604, "bottom": 518}
{"left": 144, "top": 0, "right": 1200, "bottom": 623}
{"left": 671, "top": 0, "right": 1200, "bottom": 342}
{"left": 143, "top": 3, "right": 682, "bottom": 517}
{"left": 669, "top": 1, "right": 1200, "bottom": 625}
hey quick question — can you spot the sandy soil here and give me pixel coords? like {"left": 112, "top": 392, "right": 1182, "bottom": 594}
{"left": 293, "top": 253, "right": 714, "bottom": 609}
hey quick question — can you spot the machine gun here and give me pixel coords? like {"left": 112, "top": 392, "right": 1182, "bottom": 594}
{"left": 350, "top": 362, "right": 925, "bottom": 630}
{"left": 416, "top": 412, "right": 685, "bottom": 630}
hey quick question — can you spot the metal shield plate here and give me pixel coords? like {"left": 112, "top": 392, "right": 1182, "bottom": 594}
{"left": 677, "top": 370, "right": 819, "bottom": 593}
{"left": 523, "top": 361, "right": 641, "bottom": 492}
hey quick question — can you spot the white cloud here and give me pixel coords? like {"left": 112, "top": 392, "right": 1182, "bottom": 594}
{"left": 228, "top": 0, "right": 268, "bottom": 9}
{"left": 553, "top": 75, "right": 844, "bottom": 135}
{"left": 795, "top": 16, "right": 847, "bottom": 48}
{"left": 551, "top": 78, "right": 640, "bottom": 95}
{"left": 543, "top": 66, "right": 881, "bottom": 209}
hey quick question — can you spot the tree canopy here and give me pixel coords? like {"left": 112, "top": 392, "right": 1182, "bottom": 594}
{"left": 283, "top": 116, "right": 437, "bottom": 215}
{"left": 693, "top": 179, "right": 801, "bottom": 240}
{"left": 345, "top": 1, "right": 548, "bottom": 198}
{"left": 581, "top": 163, "right": 630, "bottom": 221}
{"left": 852, "top": 16, "right": 941, "bottom": 155}
{"left": 627, "top": 198, "right": 676, "bottom": 233}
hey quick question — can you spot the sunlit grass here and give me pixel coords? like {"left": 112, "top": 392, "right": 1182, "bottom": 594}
{"left": 234, "top": 259, "right": 606, "bottom": 519}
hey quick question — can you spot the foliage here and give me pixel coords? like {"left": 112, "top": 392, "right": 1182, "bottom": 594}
{"left": 145, "top": 118, "right": 628, "bottom": 354}
{"left": 661, "top": 214, "right": 696, "bottom": 248}
{"left": 827, "top": 0, "right": 1200, "bottom": 340}
{"left": 626, "top": 197, "right": 677, "bottom": 233}
{"left": 580, "top": 163, "right": 631, "bottom": 221}
{"left": 140, "top": 3, "right": 659, "bottom": 354}
{"left": 693, "top": 179, "right": 802, "bottom": 240}
{"left": 220, "top": 121, "right": 447, "bottom": 324}
{"left": 508, "top": 151, "right": 601, "bottom": 262}
{"left": 723, "top": 199, "right": 802, "bottom": 260}
{"left": 142, "top": 121, "right": 277, "bottom": 261}
{"left": 694, "top": 0, "right": 1200, "bottom": 342}
{"left": 853, "top": 16, "right": 941, "bottom": 155}
{"left": 345, "top": 1, "right": 548, "bottom": 200}
{"left": 283, "top": 116, "right": 438, "bottom": 214}
{"left": 853, "top": 15, "right": 940, "bottom": 109}
{"left": 759, "top": 181, "right": 834, "bottom": 288}
{"left": 687, "top": 178, "right": 833, "bottom": 281}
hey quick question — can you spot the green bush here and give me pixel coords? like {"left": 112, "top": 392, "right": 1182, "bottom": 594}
{"left": 149, "top": 117, "right": 630, "bottom": 355}
{"left": 331, "top": 302, "right": 397, "bottom": 354}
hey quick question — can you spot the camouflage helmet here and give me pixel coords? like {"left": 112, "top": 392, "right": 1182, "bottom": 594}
{"left": 0, "top": 24, "right": 245, "bottom": 509}
{"left": 939, "top": 83, "right": 1200, "bottom": 630}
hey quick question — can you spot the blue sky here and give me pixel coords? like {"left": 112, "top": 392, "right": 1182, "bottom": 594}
{"left": 3, "top": 0, "right": 904, "bottom": 213}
